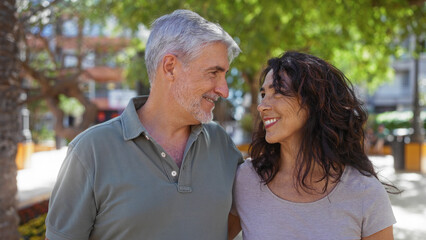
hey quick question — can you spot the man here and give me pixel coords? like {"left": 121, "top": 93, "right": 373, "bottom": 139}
{"left": 45, "top": 9, "right": 242, "bottom": 240}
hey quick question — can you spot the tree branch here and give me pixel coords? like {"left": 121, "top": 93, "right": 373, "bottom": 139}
{"left": 19, "top": 0, "right": 61, "bottom": 22}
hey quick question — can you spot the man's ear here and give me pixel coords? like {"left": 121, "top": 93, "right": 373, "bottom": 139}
{"left": 162, "top": 54, "right": 177, "bottom": 82}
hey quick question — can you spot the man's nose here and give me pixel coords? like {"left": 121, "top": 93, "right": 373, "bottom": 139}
{"left": 214, "top": 75, "right": 229, "bottom": 98}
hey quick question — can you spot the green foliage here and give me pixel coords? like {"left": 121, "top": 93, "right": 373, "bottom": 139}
{"left": 58, "top": 94, "right": 85, "bottom": 117}
{"left": 227, "top": 68, "right": 249, "bottom": 92}
{"left": 28, "top": 52, "right": 56, "bottom": 73}
{"left": 18, "top": 214, "right": 46, "bottom": 240}
{"left": 31, "top": 126, "right": 54, "bottom": 144}
{"left": 239, "top": 113, "right": 254, "bottom": 134}
{"left": 27, "top": 96, "right": 53, "bottom": 143}
{"left": 55, "top": 0, "right": 425, "bottom": 134}
{"left": 376, "top": 111, "right": 426, "bottom": 131}
{"left": 366, "top": 113, "right": 377, "bottom": 128}
{"left": 115, "top": 39, "right": 150, "bottom": 89}
{"left": 94, "top": 0, "right": 425, "bottom": 92}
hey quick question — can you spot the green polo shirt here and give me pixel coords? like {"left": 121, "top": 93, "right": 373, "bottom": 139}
{"left": 46, "top": 96, "right": 243, "bottom": 240}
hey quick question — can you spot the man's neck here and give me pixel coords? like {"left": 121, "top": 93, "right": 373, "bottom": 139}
{"left": 137, "top": 98, "right": 192, "bottom": 167}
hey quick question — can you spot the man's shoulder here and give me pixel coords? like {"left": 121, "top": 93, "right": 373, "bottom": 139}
{"left": 202, "top": 121, "right": 225, "bottom": 132}
{"left": 201, "top": 122, "right": 242, "bottom": 157}
{"left": 70, "top": 117, "right": 123, "bottom": 149}
{"left": 202, "top": 121, "right": 231, "bottom": 142}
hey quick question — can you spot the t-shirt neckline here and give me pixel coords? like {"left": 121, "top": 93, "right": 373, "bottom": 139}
{"left": 262, "top": 165, "right": 350, "bottom": 206}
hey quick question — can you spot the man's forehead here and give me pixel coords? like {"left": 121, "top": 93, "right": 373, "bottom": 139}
{"left": 197, "top": 42, "right": 229, "bottom": 64}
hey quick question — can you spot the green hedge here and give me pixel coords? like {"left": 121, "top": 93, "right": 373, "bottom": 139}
{"left": 18, "top": 214, "right": 46, "bottom": 240}
{"left": 375, "top": 111, "right": 426, "bottom": 131}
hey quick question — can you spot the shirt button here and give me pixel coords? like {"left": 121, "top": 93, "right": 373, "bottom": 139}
{"left": 145, "top": 135, "right": 150, "bottom": 140}
{"left": 171, "top": 171, "right": 177, "bottom": 177}
{"left": 161, "top": 152, "right": 166, "bottom": 158}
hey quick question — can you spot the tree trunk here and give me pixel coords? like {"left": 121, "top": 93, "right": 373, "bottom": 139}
{"left": 242, "top": 72, "right": 260, "bottom": 129}
{"left": 411, "top": 36, "right": 424, "bottom": 143}
{"left": 0, "top": 0, "right": 21, "bottom": 239}
{"left": 249, "top": 76, "right": 260, "bottom": 121}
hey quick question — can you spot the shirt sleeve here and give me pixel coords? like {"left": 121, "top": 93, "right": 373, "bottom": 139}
{"left": 230, "top": 181, "right": 239, "bottom": 217}
{"left": 361, "top": 178, "right": 396, "bottom": 237}
{"left": 230, "top": 161, "right": 248, "bottom": 217}
{"left": 45, "top": 145, "right": 97, "bottom": 240}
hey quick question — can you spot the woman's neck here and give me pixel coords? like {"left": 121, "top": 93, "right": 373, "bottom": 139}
{"left": 278, "top": 140, "right": 301, "bottom": 175}
{"left": 277, "top": 141, "right": 341, "bottom": 193}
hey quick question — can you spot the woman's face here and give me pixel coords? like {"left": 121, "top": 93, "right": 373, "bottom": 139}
{"left": 257, "top": 70, "right": 308, "bottom": 145}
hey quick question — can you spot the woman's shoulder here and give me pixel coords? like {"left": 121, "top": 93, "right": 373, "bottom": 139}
{"left": 342, "top": 166, "right": 386, "bottom": 194}
{"left": 342, "top": 167, "right": 395, "bottom": 237}
{"left": 237, "top": 158, "right": 255, "bottom": 172}
{"left": 235, "top": 159, "right": 260, "bottom": 182}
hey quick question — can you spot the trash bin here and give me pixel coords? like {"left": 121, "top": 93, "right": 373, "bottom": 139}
{"left": 391, "top": 128, "right": 412, "bottom": 171}
{"left": 391, "top": 136, "right": 405, "bottom": 170}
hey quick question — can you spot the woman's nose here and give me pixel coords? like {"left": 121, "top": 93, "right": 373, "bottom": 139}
{"left": 257, "top": 99, "right": 271, "bottom": 113}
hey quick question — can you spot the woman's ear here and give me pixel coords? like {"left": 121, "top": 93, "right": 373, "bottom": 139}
{"left": 162, "top": 54, "right": 177, "bottom": 82}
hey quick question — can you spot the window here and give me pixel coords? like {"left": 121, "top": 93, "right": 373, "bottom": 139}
{"left": 396, "top": 70, "right": 410, "bottom": 88}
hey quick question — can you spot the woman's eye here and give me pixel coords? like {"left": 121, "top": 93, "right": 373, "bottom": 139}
{"left": 260, "top": 92, "right": 265, "bottom": 98}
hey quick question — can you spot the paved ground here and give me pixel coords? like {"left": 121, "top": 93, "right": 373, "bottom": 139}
{"left": 372, "top": 155, "right": 426, "bottom": 240}
{"left": 17, "top": 147, "right": 67, "bottom": 209}
{"left": 17, "top": 149, "right": 426, "bottom": 239}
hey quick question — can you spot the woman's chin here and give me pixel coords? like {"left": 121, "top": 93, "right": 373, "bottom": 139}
{"left": 265, "top": 136, "right": 277, "bottom": 144}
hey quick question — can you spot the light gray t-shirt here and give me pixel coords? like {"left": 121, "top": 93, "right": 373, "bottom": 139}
{"left": 231, "top": 160, "right": 396, "bottom": 240}
{"left": 45, "top": 96, "right": 243, "bottom": 240}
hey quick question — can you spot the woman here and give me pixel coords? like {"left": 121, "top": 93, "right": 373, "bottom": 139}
{"left": 229, "top": 51, "right": 397, "bottom": 240}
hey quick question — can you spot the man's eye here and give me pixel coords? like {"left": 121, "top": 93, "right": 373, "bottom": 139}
{"left": 209, "top": 71, "right": 217, "bottom": 77}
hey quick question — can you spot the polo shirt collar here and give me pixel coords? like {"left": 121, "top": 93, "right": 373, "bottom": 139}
{"left": 121, "top": 96, "right": 148, "bottom": 141}
{"left": 121, "top": 96, "right": 206, "bottom": 141}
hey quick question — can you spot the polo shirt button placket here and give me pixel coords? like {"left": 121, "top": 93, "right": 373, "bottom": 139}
{"left": 159, "top": 151, "right": 177, "bottom": 181}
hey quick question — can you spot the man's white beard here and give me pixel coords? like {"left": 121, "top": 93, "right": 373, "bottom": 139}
{"left": 172, "top": 83, "right": 214, "bottom": 123}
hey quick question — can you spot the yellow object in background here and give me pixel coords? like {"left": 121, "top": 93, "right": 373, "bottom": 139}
{"left": 15, "top": 142, "right": 34, "bottom": 170}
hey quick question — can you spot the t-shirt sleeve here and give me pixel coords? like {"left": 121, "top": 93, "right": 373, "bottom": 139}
{"left": 230, "top": 163, "right": 241, "bottom": 217}
{"left": 361, "top": 179, "right": 396, "bottom": 237}
{"left": 230, "top": 159, "right": 254, "bottom": 216}
{"left": 230, "top": 201, "right": 238, "bottom": 216}
{"left": 45, "top": 145, "right": 97, "bottom": 240}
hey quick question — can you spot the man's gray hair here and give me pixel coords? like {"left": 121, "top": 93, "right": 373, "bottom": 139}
{"left": 145, "top": 9, "right": 241, "bottom": 84}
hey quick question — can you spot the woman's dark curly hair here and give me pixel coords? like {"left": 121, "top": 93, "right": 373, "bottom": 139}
{"left": 250, "top": 51, "right": 398, "bottom": 194}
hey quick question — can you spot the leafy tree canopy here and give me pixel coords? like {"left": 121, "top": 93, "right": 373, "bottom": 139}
{"left": 94, "top": 0, "right": 424, "bottom": 92}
